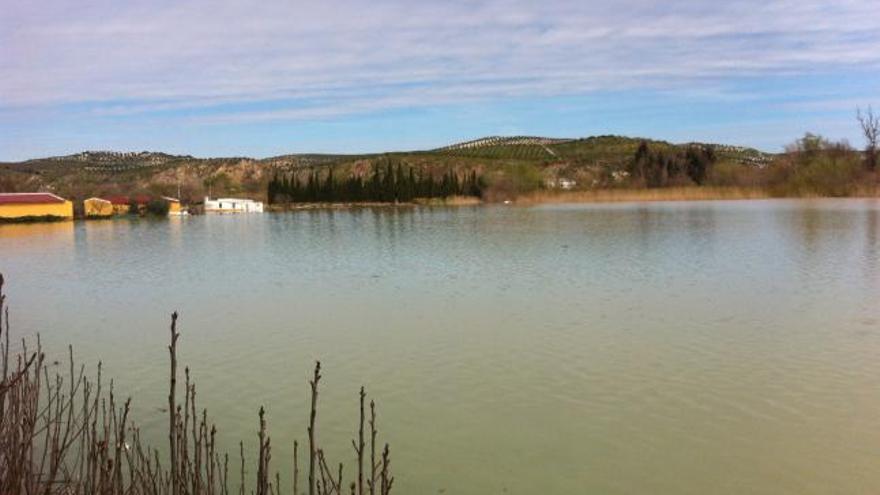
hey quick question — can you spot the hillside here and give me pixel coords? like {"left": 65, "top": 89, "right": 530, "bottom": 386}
{"left": 0, "top": 136, "right": 775, "bottom": 202}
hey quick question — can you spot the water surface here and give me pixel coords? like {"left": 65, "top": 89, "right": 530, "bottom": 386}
{"left": 2, "top": 200, "right": 880, "bottom": 494}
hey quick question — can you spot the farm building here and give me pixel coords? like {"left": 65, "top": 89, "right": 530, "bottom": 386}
{"left": 0, "top": 193, "right": 74, "bottom": 221}
{"left": 105, "top": 195, "right": 152, "bottom": 214}
{"left": 204, "top": 197, "right": 263, "bottom": 213}
{"left": 163, "top": 197, "right": 184, "bottom": 215}
{"left": 83, "top": 197, "right": 114, "bottom": 217}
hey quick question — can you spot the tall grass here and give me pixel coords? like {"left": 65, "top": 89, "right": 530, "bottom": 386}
{"left": 0, "top": 274, "right": 393, "bottom": 495}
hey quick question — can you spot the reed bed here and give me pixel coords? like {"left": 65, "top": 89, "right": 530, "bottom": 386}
{"left": 515, "top": 186, "right": 772, "bottom": 205}
{"left": 0, "top": 274, "right": 393, "bottom": 495}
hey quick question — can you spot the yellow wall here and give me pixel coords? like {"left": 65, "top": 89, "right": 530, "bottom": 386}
{"left": 0, "top": 201, "right": 74, "bottom": 220}
{"left": 112, "top": 204, "right": 131, "bottom": 215}
{"left": 84, "top": 199, "right": 114, "bottom": 217}
{"left": 168, "top": 201, "right": 181, "bottom": 214}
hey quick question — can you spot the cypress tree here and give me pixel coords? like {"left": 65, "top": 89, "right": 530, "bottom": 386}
{"left": 323, "top": 168, "right": 334, "bottom": 202}
{"left": 408, "top": 168, "right": 417, "bottom": 201}
{"left": 268, "top": 173, "right": 279, "bottom": 204}
{"left": 369, "top": 165, "right": 381, "bottom": 200}
{"left": 269, "top": 164, "right": 486, "bottom": 203}
{"left": 281, "top": 175, "right": 291, "bottom": 203}
{"left": 382, "top": 162, "right": 394, "bottom": 202}
{"left": 306, "top": 172, "right": 316, "bottom": 202}
{"left": 394, "top": 163, "right": 404, "bottom": 202}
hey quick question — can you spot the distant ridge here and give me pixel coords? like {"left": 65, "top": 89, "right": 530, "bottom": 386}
{"left": 435, "top": 136, "right": 574, "bottom": 151}
{"left": 46, "top": 150, "right": 192, "bottom": 163}
{"left": 1, "top": 134, "right": 776, "bottom": 202}
{"left": 4, "top": 135, "right": 772, "bottom": 166}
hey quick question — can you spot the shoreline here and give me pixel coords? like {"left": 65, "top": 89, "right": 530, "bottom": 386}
{"left": 266, "top": 195, "right": 483, "bottom": 211}
{"left": 267, "top": 187, "right": 880, "bottom": 211}
{"left": 513, "top": 187, "right": 772, "bottom": 204}
{"left": 513, "top": 186, "right": 880, "bottom": 205}
{"left": 4, "top": 189, "right": 880, "bottom": 225}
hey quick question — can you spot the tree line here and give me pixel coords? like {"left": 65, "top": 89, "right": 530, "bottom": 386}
{"left": 628, "top": 142, "right": 717, "bottom": 188}
{"left": 268, "top": 160, "right": 485, "bottom": 204}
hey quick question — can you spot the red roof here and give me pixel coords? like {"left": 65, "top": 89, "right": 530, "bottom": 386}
{"left": 0, "top": 193, "right": 66, "bottom": 205}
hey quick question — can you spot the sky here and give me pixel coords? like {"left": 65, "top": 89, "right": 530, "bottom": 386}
{"left": 1, "top": 0, "right": 879, "bottom": 161}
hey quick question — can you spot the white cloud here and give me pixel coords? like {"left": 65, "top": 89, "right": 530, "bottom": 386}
{"left": 1, "top": 0, "right": 879, "bottom": 121}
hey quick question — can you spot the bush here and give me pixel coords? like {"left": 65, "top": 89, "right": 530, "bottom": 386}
{"left": 790, "top": 153, "right": 861, "bottom": 196}
{"left": 480, "top": 163, "right": 544, "bottom": 201}
{"left": 765, "top": 134, "right": 863, "bottom": 196}
{"left": 707, "top": 161, "right": 759, "bottom": 187}
{"left": 145, "top": 198, "right": 170, "bottom": 216}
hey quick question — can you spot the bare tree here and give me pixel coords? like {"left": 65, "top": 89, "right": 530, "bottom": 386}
{"left": 857, "top": 106, "right": 879, "bottom": 171}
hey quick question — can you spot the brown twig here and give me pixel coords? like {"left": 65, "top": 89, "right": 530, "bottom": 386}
{"left": 168, "top": 310, "right": 180, "bottom": 495}
{"left": 308, "top": 361, "right": 321, "bottom": 495}
{"left": 0, "top": 275, "right": 394, "bottom": 495}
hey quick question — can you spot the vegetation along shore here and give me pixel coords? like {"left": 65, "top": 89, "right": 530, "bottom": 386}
{"left": 2, "top": 109, "right": 879, "bottom": 218}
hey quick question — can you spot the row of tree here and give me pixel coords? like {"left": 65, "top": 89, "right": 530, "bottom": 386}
{"left": 628, "top": 142, "right": 718, "bottom": 188}
{"left": 268, "top": 162, "right": 486, "bottom": 204}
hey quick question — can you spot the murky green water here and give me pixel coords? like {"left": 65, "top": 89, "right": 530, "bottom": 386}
{"left": 2, "top": 199, "right": 880, "bottom": 494}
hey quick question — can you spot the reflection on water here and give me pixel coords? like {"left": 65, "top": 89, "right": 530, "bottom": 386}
{"left": 0, "top": 220, "right": 75, "bottom": 243}
{"left": 2, "top": 199, "right": 880, "bottom": 495}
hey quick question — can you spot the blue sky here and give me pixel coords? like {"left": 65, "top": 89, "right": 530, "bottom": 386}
{"left": 2, "top": 0, "right": 879, "bottom": 161}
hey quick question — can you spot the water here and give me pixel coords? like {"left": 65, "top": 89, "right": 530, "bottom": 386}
{"left": 2, "top": 199, "right": 880, "bottom": 494}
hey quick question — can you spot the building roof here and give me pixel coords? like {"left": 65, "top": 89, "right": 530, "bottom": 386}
{"left": 0, "top": 192, "right": 67, "bottom": 205}
{"left": 85, "top": 197, "right": 112, "bottom": 203}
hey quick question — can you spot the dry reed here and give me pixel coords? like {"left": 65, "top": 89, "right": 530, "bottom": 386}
{"left": 515, "top": 186, "right": 772, "bottom": 205}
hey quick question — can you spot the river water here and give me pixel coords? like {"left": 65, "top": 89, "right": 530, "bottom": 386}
{"left": 2, "top": 199, "right": 879, "bottom": 494}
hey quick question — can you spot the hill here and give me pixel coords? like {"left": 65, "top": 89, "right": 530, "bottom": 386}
{"left": 0, "top": 136, "right": 775, "bottom": 202}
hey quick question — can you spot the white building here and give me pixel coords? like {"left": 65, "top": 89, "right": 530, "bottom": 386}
{"left": 558, "top": 178, "right": 577, "bottom": 190}
{"left": 545, "top": 178, "right": 577, "bottom": 190}
{"left": 204, "top": 197, "right": 264, "bottom": 213}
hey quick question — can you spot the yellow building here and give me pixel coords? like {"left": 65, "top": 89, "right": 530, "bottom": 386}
{"left": 83, "top": 197, "right": 114, "bottom": 217}
{"left": 163, "top": 196, "right": 183, "bottom": 215}
{"left": 0, "top": 193, "right": 74, "bottom": 221}
{"left": 106, "top": 195, "right": 151, "bottom": 215}
{"left": 107, "top": 196, "right": 133, "bottom": 215}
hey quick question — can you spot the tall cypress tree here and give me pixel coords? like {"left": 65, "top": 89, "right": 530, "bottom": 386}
{"left": 268, "top": 173, "right": 279, "bottom": 204}
{"left": 269, "top": 163, "right": 485, "bottom": 203}
{"left": 323, "top": 168, "right": 334, "bottom": 202}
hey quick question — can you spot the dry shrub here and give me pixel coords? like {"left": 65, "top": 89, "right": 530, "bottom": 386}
{"left": 764, "top": 134, "right": 864, "bottom": 197}
{"left": 0, "top": 274, "right": 393, "bottom": 495}
{"left": 706, "top": 161, "right": 763, "bottom": 188}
